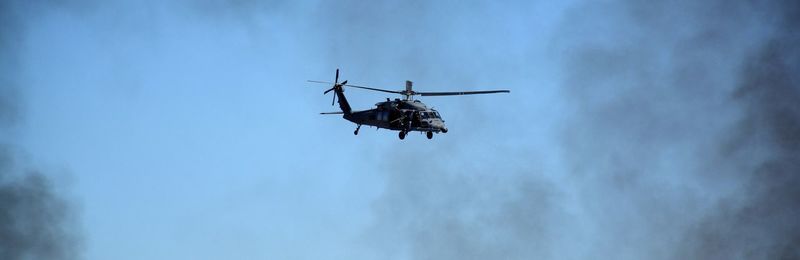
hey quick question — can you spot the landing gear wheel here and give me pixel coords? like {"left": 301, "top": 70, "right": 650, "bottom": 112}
{"left": 427, "top": 131, "right": 433, "bottom": 139}
{"left": 399, "top": 131, "right": 406, "bottom": 140}
{"left": 354, "top": 125, "right": 361, "bottom": 135}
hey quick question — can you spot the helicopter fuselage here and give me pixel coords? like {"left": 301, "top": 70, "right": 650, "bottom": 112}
{"left": 344, "top": 99, "right": 448, "bottom": 134}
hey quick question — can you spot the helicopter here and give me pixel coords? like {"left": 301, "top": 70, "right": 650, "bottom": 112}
{"left": 308, "top": 69, "right": 510, "bottom": 140}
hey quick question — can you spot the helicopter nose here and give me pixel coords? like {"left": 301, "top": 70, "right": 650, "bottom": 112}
{"left": 436, "top": 122, "right": 448, "bottom": 133}
{"left": 429, "top": 119, "right": 447, "bottom": 133}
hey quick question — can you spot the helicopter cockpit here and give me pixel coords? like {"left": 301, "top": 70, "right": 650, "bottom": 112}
{"left": 420, "top": 111, "right": 441, "bottom": 119}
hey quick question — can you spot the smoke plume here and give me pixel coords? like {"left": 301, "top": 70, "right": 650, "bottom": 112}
{"left": 685, "top": 1, "right": 800, "bottom": 258}
{"left": 0, "top": 151, "right": 81, "bottom": 260}
{"left": 1, "top": 1, "right": 82, "bottom": 259}
{"left": 557, "top": 1, "right": 799, "bottom": 259}
{"left": 361, "top": 0, "right": 799, "bottom": 259}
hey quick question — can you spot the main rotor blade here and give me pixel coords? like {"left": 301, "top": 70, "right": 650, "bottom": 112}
{"left": 320, "top": 111, "right": 344, "bottom": 115}
{"left": 345, "top": 85, "right": 404, "bottom": 94}
{"left": 308, "top": 80, "right": 402, "bottom": 94}
{"left": 417, "top": 90, "right": 511, "bottom": 96}
{"left": 307, "top": 80, "right": 334, "bottom": 84}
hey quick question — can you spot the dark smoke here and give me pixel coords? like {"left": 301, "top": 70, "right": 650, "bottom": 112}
{"left": 359, "top": 0, "right": 799, "bottom": 259}
{"left": 684, "top": 1, "right": 800, "bottom": 258}
{"left": 0, "top": 151, "right": 81, "bottom": 260}
{"left": 1, "top": 1, "right": 82, "bottom": 259}
{"left": 559, "top": 0, "right": 799, "bottom": 258}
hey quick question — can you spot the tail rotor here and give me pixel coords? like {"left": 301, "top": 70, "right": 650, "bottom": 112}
{"left": 307, "top": 68, "right": 353, "bottom": 114}
{"left": 324, "top": 69, "right": 347, "bottom": 106}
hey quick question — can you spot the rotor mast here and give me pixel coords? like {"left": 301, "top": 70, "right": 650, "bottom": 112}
{"left": 404, "top": 81, "right": 413, "bottom": 100}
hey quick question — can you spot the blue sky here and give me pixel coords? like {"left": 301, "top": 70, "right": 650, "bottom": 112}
{"left": 4, "top": 0, "right": 799, "bottom": 259}
{"left": 11, "top": 1, "right": 569, "bottom": 258}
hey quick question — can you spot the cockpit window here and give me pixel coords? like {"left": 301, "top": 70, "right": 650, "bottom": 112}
{"left": 418, "top": 112, "right": 442, "bottom": 119}
{"left": 420, "top": 112, "right": 440, "bottom": 119}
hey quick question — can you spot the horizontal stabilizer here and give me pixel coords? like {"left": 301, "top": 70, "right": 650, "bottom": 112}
{"left": 320, "top": 111, "right": 344, "bottom": 115}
